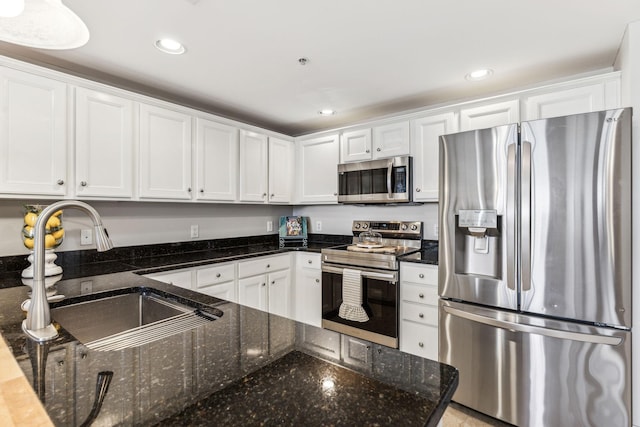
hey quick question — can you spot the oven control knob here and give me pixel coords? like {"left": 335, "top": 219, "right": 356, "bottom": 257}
{"left": 411, "top": 224, "right": 418, "bottom": 230}
{"left": 401, "top": 224, "right": 408, "bottom": 230}
{"left": 362, "top": 223, "right": 369, "bottom": 230}
{"left": 354, "top": 223, "right": 361, "bottom": 229}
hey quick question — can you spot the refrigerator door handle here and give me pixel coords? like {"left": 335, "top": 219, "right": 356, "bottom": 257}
{"left": 521, "top": 140, "right": 532, "bottom": 291}
{"left": 443, "top": 305, "right": 623, "bottom": 346}
{"left": 506, "top": 143, "right": 517, "bottom": 291}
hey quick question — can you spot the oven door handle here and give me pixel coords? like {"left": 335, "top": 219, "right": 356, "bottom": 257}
{"left": 322, "top": 265, "right": 397, "bottom": 283}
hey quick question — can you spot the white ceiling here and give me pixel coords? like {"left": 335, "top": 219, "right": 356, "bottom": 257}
{"left": 2, "top": 0, "right": 640, "bottom": 136}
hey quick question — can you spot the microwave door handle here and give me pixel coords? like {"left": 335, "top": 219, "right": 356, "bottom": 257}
{"left": 387, "top": 160, "right": 393, "bottom": 198}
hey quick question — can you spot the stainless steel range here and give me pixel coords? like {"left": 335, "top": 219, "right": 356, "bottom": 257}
{"left": 321, "top": 220, "right": 422, "bottom": 348}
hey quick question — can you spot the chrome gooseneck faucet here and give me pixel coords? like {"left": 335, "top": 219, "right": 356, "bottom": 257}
{"left": 23, "top": 200, "right": 113, "bottom": 342}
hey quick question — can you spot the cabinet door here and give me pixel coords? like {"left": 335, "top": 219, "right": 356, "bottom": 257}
{"left": 459, "top": 99, "right": 520, "bottom": 131}
{"left": 521, "top": 83, "right": 615, "bottom": 121}
{"left": 195, "top": 118, "right": 238, "bottom": 201}
{"left": 268, "top": 137, "right": 293, "bottom": 204}
{"left": 372, "top": 121, "right": 410, "bottom": 159}
{"left": 410, "top": 112, "right": 458, "bottom": 201}
{"left": 340, "top": 128, "right": 372, "bottom": 162}
{"left": 238, "top": 274, "right": 268, "bottom": 311}
{"left": 295, "top": 267, "right": 321, "bottom": 327}
{"left": 267, "top": 269, "right": 291, "bottom": 318}
{"left": 198, "top": 281, "right": 236, "bottom": 302}
{"left": 75, "top": 87, "right": 134, "bottom": 198}
{"left": 296, "top": 134, "right": 339, "bottom": 203}
{"left": 239, "top": 130, "right": 268, "bottom": 202}
{"left": 0, "top": 67, "right": 67, "bottom": 196}
{"left": 139, "top": 103, "right": 192, "bottom": 200}
{"left": 144, "top": 269, "right": 193, "bottom": 289}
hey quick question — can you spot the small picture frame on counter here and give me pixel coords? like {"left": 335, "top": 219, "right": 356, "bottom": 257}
{"left": 279, "top": 216, "right": 308, "bottom": 248}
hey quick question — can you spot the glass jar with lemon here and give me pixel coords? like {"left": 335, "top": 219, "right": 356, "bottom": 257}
{"left": 21, "top": 205, "right": 64, "bottom": 278}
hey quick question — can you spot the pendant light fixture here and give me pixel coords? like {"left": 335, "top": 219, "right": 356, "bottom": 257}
{"left": 0, "top": 0, "right": 89, "bottom": 50}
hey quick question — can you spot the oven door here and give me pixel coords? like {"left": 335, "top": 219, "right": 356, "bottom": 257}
{"left": 321, "top": 263, "right": 398, "bottom": 348}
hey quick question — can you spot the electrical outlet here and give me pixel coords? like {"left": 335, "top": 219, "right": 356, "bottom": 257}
{"left": 81, "top": 281, "right": 93, "bottom": 294}
{"left": 267, "top": 220, "right": 273, "bottom": 232}
{"left": 315, "top": 221, "right": 322, "bottom": 232}
{"left": 80, "top": 229, "right": 93, "bottom": 245}
{"left": 190, "top": 224, "right": 199, "bottom": 238}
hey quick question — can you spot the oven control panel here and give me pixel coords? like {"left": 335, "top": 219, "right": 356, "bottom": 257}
{"left": 352, "top": 220, "right": 422, "bottom": 239}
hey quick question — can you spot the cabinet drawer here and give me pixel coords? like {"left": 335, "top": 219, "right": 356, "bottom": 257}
{"left": 401, "top": 302, "right": 438, "bottom": 325}
{"left": 145, "top": 269, "right": 192, "bottom": 289}
{"left": 298, "top": 252, "right": 321, "bottom": 270}
{"left": 400, "top": 320, "right": 438, "bottom": 360}
{"left": 238, "top": 254, "right": 290, "bottom": 278}
{"left": 196, "top": 263, "right": 235, "bottom": 287}
{"left": 400, "top": 263, "right": 438, "bottom": 285}
{"left": 198, "top": 281, "right": 236, "bottom": 303}
{"left": 401, "top": 282, "right": 438, "bottom": 305}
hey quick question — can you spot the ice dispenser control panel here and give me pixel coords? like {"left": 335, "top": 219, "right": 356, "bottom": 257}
{"left": 458, "top": 210, "right": 498, "bottom": 254}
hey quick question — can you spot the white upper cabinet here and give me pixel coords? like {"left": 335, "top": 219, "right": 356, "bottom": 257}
{"left": 139, "top": 103, "right": 192, "bottom": 200}
{"left": 195, "top": 118, "right": 238, "bottom": 201}
{"left": 410, "top": 111, "right": 458, "bottom": 202}
{"left": 521, "top": 79, "right": 620, "bottom": 121}
{"left": 268, "top": 137, "right": 293, "bottom": 204}
{"left": 340, "top": 128, "right": 371, "bottom": 162}
{"left": 372, "top": 121, "right": 410, "bottom": 158}
{"left": 0, "top": 66, "right": 67, "bottom": 196}
{"left": 239, "top": 130, "right": 268, "bottom": 203}
{"left": 75, "top": 87, "right": 134, "bottom": 198}
{"left": 295, "top": 134, "right": 340, "bottom": 204}
{"left": 459, "top": 98, "right": 520, "bottom": 131}
{"left": 340, "top": 122, "right": 410, "bottom": 163}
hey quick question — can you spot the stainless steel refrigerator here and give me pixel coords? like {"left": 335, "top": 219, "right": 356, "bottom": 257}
{"left": 438, "top": 108, "right": 632, "bottom": 426}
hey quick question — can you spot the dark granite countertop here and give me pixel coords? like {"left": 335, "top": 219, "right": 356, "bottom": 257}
{"left": 0, "top": 271, "right": 457, "bottom": 427}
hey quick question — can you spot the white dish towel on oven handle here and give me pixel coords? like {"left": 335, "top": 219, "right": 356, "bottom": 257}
{"left": 338, "top": 268, "right": 369, "bottom": 322}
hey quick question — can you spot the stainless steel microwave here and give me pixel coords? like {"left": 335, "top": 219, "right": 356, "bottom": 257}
{"left": 337, "top": 156, "right": 412, "bottom": 204}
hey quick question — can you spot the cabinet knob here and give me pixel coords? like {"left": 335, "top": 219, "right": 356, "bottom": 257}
{"left": 333, "top": 192, "right": 338, "bottom": 196}
{"left": 419, "top": 313, "right": 424, "bottom": 318}
{"left": 262, "top": 193, "right": 267, "bottom": 198}
{"left": 261, "top": 283, "right": 266, "bottom": 287}
{"left": 418, "top": 342, "right": 424, "bottom": 348}
{"left": 216, "top": 273, "right": 221, "bottom": 278}
{"left": 200, "top": 189, "right": 204, "bottom": 193}
{"left": 57, "top": 360, "right": 65, "bottom": 366}
{"left": 57, "top": 179, "right": 64, "bottom": 185}
{"left": 187, "top": 187, "right": 192, "bottom": 192}
{"left": 271, "top": 280, "right": 275, "bottom": 285}
{"left": 376, "top": 147, "right": 381, "bottom": 152}
{"left": 308, "top": 259, "right": 313, "bottom": 264}
{"left": 416, "top": 188, "right": 421, "bottom": 192}
{"left": 266, "top": 264, "right": 271, "bottom": 268}
{"left": 270, "top": 194, "right": 275, "bottom": 198}
{"left": 315, "top": 279, "right": 320, "bottom": 283}
{"left": 80, "top": 181, "right": 87, "bottom": 187}
{"left": 419, "top": 273, "right": 424, "bottom": 279}
{"left": 419, "top": 293, "right": 424, "bottom": 298}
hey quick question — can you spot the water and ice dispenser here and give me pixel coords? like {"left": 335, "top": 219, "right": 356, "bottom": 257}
{"left": 455, "top": 209, "right": 502, "bottom": 279}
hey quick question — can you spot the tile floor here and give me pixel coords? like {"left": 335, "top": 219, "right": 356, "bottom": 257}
{"left": 442, "top": 402, "right": 513, "bottom": 426}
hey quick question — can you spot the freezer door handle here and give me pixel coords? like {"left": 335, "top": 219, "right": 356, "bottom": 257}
{"left": 506, "top": 143, "right": 517, "bottom": 291}
{"left": 521, "top": 140, "right": 532, "bottom": 291}
{"left": 443, "top": 305, "right": 623, "bottom": 346}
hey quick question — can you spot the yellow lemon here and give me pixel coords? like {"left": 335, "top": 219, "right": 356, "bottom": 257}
{"left": 23, "top": 237, "right": 34, "bottom": 249}
{"left": 24, "top": 212, "right": 38, "bottom": 227}
{"left": 52, "top": 210, "right": 63, "bottom": 217}
{"left": 51, "top": 228, "right": 64, "bottom": 240}
{"left": 46, "top": 216, "right": 61, "bottom": 230}
{"left": 44, "top": 234, "right": 56, "bottom": 249}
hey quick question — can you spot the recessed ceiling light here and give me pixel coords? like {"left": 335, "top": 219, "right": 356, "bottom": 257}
{"left": 155, "top": 38, "right": 186, "bottom": 55}
{"left": 319, "top": 109, "right": 336, "bottom": 116}
{"left": 465, "top": 68, "right": 493, "bottom": 81}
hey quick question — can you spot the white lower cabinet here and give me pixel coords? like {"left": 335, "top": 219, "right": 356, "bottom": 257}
{"left": 237, "top": 253, "right": 292, "bottom": 317}
{"left": 399, "top": 262, "right": 439, "bottom": 360}
{"left": 195, "top": 262, "right": 237, "bottom": 302}
{"left": 144, "top": 268, "right": 192, "bottom": 289}
{"left": 294, "top": 252, "right": 322, "bottom": 327}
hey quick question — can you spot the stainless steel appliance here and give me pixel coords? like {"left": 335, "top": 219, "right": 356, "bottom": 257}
{"left": 439, "top": 108, "right": 632, "bottom": 426}
{"left": 338, "top": 156, "right": 412, "bottom": 204}
{"left": 321, "top": 220, "right": 422, "bottom": 347}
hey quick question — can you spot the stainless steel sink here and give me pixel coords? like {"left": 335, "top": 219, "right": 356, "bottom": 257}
{"left": 51, "top": 289, "right": 220, "bottom": 351}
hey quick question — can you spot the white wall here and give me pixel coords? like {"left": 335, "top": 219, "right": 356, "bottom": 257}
{"left": 614, "top": 19, "right": 640, "bottom": 427}
{"left": 0, "top": 200, "right": 292, "bottom": 256}
{"left": 293, "top": 203, "right": 439, "bottom": 240}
